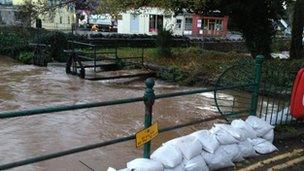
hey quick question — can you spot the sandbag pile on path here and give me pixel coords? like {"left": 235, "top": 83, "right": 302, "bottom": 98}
{"left": 108, "top": 116, "right": 277, "bottom": 171}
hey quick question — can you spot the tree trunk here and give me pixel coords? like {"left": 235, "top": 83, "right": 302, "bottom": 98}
{"left": 290, "top": 0, "right": 304, "bottom": 59}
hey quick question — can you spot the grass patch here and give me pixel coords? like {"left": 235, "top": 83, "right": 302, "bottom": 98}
{"left": 92, "top": 47, "right": 249, "bottom": 85}
{"left": 74, "top": 46, "right": 304, "bottom": 86}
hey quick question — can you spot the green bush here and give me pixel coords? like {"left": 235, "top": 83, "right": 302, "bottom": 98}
{"left": 0, "top": 31, "right": 28, "bottom": 57}
{"left": 0, "top": 27, "right": 47, "bottom": 58}
{"left": 18, "top": 51, "right": 34, "bottom": 64}
{"left": 47, "top": 31, "right": 69, "bottom": 62}
{"left": 262, "top": 59, "right": 304, "bottom": 89}
{"left": 33, "top": 31, "right": 69, "bottom": 62}
{"left": 0, "top": 27, "right": 86, "bottom": 64}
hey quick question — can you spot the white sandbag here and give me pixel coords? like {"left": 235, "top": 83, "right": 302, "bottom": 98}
{"left": 254, "top": 141, "right": 278, "bottom": 154}
{"left": 191, "top": 130, "right": 220, "bottom": 154}
{"left": 263, "top": 129, "right": 274, "bottom": 143}
{"left": 127, "top": 158, "right": 163, "bottom": 171}
{"left": 201, "top": 149, "right": 235, "bottom": 170}
{"left": 119, "top": 169, "right": 131, "bottom": 171}
{"left": 231, "top": 119, "right": 258, "bottom": 139}
{"left": 171, "top": 135, "right": 203, "bottom": 160}
{"left": 164, "top": 164, "right": 185, "bottom": 171}
{"left": 164, "top": 137, "right": 185, "bottom": 146}
{"left": 213, "top": 124, "right": 246, "bottom": 141}
{"left": 220, "top": 144, "right": 244, "bottom": 162}
{"left": 246, "top": 116, "right": 274, "bottom": 136}
{"left": 107, "top": 167, "right": 117, "bottom": 171}
{"left": 151, "top": 145, "right": 183, "bottom": 168}
{"left": 238, "top": 140, "right": 258, "bottom": 158}
{"left": 247, "top": 138, "right": 278, "bottom": 154}
{"left": 210, "top": 126, "right": 239, "bottom": 145}
{"left": 183, "top": 155, "right": 209, "bottom": 171}
{"left": 247, "top": 138, "right": 267, "bottom": 146}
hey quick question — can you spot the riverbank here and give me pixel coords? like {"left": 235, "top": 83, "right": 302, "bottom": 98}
{"left": 1, "top": 27, "right": 303, "bottom": 88}
{"left": 114, "top": 47, "right": 304, "bottom": 87}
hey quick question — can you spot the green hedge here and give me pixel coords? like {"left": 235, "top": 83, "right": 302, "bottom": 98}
{"left": 0, "top": 27, "right": 81, "bottom": 63}
{"left": 32, "top": 31, "right": 69, "bottom": 62}
{"left": 0, "top": 27, "right": 33, "bottom": 57}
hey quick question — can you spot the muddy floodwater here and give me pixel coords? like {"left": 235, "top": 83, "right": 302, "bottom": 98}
{"left": 0, "top": 56, "right": 227, "bottom": 171}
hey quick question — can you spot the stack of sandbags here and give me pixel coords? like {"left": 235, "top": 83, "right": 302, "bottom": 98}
{"left": 162, "top": 135, "right": 209, "bottom": 171}
{"left": 190, "top": 130, "right": 235, "bottom": 170}
{"left": 108, "top": 116, "right": 277, "bottom": 171}
{"left": 198, "top": 125, "right": 241, "bottom": 170}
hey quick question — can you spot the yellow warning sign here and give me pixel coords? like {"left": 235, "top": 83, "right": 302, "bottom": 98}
{"left": 136, "top": 122, "right": 158, "bottom": 148}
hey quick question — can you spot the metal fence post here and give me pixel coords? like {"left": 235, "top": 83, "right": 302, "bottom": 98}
{"left": 115, "top": 47, "right": 118, "bottom": 60}
{"left": 143, "top": 78, "right": 155, "bottom": 158}
{"left": 250, "top": 55, "right": 264, "bottom": 116}
{"left": 93, "top": 45, "right": 97, "bottom": 72}
{"left": 141, "top": 47, "right": 144, "bottom": 66}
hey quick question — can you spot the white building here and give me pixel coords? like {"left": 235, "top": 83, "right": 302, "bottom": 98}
{"left": 117, "top": 7, "right": 192, "bottom": 35}
{"left": 174, "top": 14, "right": 193, "bottom": 36}
{"left": 0, "top": 0, "right": 12, "bottom": 5}
{"left": 0, "top": 5, "right": 18, "bottom": 26}
{"left": 0, "top": 0, "right": 16, "bottom": 26}
{"left": 40, "top": 6, "right": 75, "bottom": 30}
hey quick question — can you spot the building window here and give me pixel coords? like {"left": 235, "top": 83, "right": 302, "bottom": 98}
{"left": 68, "top": 16, "right": 70, "bottom": 24}
{"left": 149, "top": 15, "right": 163, "bottom": 32}
{"left": 202, "top": 18, "right": 223, "bottom": 31}
{"left": 176, "top": 19, "right": 182, "bottom": 29}
{"left": 215, "top": 19, "right": 222, "bottom": 30}
{"left": 60, "top": 16, "right": 62, "bottom": 24}
{"left": 185, "top": 18, "right": 192, "bottom": 30}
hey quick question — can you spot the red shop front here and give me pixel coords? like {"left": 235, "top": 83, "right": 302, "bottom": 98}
{"left": 192, "top": 15, "right": 229, "bottom": 37}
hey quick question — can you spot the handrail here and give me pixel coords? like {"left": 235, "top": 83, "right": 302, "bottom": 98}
{"left": 0, "top": 113, "right": 249, "bottom": 170}
{"left": 68, "top": 41, "right": 96, "bottom": 47}
{"left": 0, "top": 56, "right": 263, "bottom": 170}
{"left": 0, "top": 97, "right": 144, "bottom": 119}
{"left": 0, "top": 85, "right": 252, "bottom": 119}
{"left": 0, "top": 84, "right": 252, "bottom": 170}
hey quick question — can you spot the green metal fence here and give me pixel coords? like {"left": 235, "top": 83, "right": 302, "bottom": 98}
{"left": 0, "top": 55, "right": 299, "bottom": 170}
{"left": 214, "top": 56, "right": 303, "bottom": 125}
{"left": 257, "top": 60, "right": 304, "bottom": 125}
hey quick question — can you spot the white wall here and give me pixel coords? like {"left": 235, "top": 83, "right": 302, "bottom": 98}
{"left": 118, "top": 13, "right": 131, "bottom": 34}
{"left": 118, "top": 7, "right": 180, "bottom": 35}
{"left": 173, "top": 15, "right": 185, "bottom": 36}
{"left": 0, "top": 6, "right": 16, "bottom": 25}
{"left": 40, "top": 7, "right": 75, "bottom": 30}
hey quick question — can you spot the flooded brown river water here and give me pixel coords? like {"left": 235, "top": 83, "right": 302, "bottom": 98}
{"left": 0, "top": 56, "right": 225, "bottom": 171}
